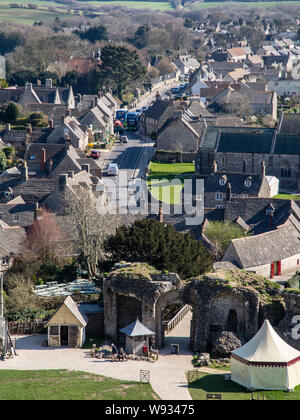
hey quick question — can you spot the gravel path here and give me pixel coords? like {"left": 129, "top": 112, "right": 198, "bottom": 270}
{"left": 0, "top": 313, "right": 193, "bottom": 400}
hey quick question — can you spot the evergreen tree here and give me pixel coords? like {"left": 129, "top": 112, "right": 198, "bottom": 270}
{"left": 0, "top": 150, "right": 8, "bottom": 172}
{"left": 104, "top": 219, "right": 213, "bottom": 279}
{"left": 98, "top": 44, "right": 147, "bottom": 98}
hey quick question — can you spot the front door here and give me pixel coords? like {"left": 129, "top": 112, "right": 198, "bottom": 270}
{"left": 61, "top": 326, "right": 68, "bottom": 346}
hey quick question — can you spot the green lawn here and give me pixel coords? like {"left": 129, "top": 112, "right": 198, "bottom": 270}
{"left": 0, "top": 5, "right": 71, "bottom": 24}
{"left": 189, "top": 372, "right": 300, "bottom": 400}
{"left": 0, "top": 370, "right": 159, "bottom": 400}
{"left": 84, "top": 1, "right": 173, "bottom": 10}
{"left": 189, "top": 1, "right": 300, "bottom": 10}
{"left": 147, "top": 162, "right": 195, "bottom": 204}
{"left": 274, "top": 194, "right": 300, "bottom": 200}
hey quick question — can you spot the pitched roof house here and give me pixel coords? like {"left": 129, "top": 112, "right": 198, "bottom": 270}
{"left": 157, "top": 116, "right": 200, "bottom": 153}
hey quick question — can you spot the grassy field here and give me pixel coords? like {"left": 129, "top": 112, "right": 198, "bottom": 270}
{"left": 0, "top": 4, "right": 72, "bottom": 24}
{"left": 274, "top": 193, "right": 300, "bottom": 200}
{"left": 84, "top": 1, "right": 173, "bottom": 10}
{"left": 189, "top": 372, "right": 300, "bottom": 400}
{"left": 189, "top": 1, "right": 300, "bottom": 9}
{"left": 147, "top": 161, "right": 195, "bottom": 204}
{"left": 0, "top": 370, "right": 159, "bottom": 400}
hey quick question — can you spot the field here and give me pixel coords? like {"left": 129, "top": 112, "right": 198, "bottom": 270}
{"left": 189, "top": 1, "right": 300, "bottom": 9}
{"left": 189, "top": 372, "right": 300, "bottom": 400}
{"left": 84, "top": 1, "right": 173, "bottom": 10}
{"left": 0, "top": 370, "right": 159, "bottom": 400}
{"left": 0, "top": 0, "right": 173, "bottom": 24}
{"left": 0, "top": 1, "right": 73, "bottom": 24}
{"left": 147, "top": 162, "right": 195, "bottom": 204}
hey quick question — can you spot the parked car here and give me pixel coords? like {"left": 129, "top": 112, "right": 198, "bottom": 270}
{"left": 89, "top": 150, "right": 101, "bottom": 159}
{"left": 120, "top": 135, "right": 129, "bottom": 143}
{"left": 141, "top": 106, "right": 148, "bottom": 112}
{"left": 171, "top": 87, "right": 180, "bottom": 94}
{"left": 179, "top": 83, "right": 185, "bottom": 90}
{"left": 107, "top": 163, "right": 119, "bottom": 176}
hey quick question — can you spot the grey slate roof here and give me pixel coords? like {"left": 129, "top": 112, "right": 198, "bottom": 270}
{"left": 144, "top": 99, "right": 174, "bottom": 121}
{"left": 278, "top": 113, "right": 300, "bottom": 135}
{"left": 217, "top": 129, "right": 274, "bottom": 154}
{"left": 120, "top": 319, "right": 155, "bottom": 337}
{"left": 204, "top": 173, "right": 266, "bottom": 197}
{"left": 273, "top": 134, "right": 300, "bottom": 155}
{"left": 223, "top": 219, "right": 300, "bottom": 268}
{"left": 0, "top": 225, "right": 26, "bottom": 255}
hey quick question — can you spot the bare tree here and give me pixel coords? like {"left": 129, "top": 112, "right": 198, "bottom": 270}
{"left": 65, "top": 187, "right": 119, "bottom": 279}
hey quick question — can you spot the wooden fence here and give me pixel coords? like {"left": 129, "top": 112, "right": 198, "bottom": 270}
{"left": 8, "top": 320, "right": 46, "bottom": 335}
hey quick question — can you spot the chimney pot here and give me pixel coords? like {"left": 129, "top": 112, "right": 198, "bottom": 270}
{"left": 21, "top": 161, "right": 28, "bottom": 182}
{"left": 261, "top": 160, "right": 266, "bottom": 177}
{"left": 41, "top": 147, "right": 46, "bottom": 173}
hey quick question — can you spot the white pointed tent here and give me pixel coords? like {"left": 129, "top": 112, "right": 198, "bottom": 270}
{"left": 231, "top": 320, "right": 300, "bottom": 391}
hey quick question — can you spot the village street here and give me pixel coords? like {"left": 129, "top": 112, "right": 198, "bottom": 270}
{"left": 0, "top": 312, "right": 193, "bottom": 400}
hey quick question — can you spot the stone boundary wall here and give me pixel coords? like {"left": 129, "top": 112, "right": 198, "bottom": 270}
{"left": 154, "top": 150, "right": 197, "bottom": 163}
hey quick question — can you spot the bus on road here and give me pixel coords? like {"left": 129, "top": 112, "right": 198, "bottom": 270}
{"left": 115, "top": 109, "right": 128, "bottom": 125}
{"left": 126, "top": 111, "right": 140, "bottom": 131}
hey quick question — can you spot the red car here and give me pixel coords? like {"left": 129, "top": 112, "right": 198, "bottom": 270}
{"left": 90, "top": 150, "right": 101, "bottom": 159}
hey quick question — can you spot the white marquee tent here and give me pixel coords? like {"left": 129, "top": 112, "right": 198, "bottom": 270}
{"left": 231, "top": 319, "right": 300, "bottom": 391}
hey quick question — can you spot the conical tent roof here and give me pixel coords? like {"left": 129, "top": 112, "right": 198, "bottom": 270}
{"left": 120, "top": 319, "right": 155, "bottom": 337}
{"left": 232, "top": 319, "right": 300, "bottom": 363}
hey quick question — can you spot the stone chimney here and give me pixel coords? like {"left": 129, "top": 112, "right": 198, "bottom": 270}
{"left": 48, "top": 159, "right": 53, "bottom": 175}
{"left": 226, "top": 183, "right": 232, "bottom": 202}
{"left": 58, "top": 174, "right": 68, "bottom": 191}
{"left": 158, "top": 203, "right": 163, "bottom": 223}
{"left": 82, "top": 164, "right": 90, "bottom": 174}
{"left": 40, "top": 148, "right": 46, "bottom": 173}
{"left": 34, "top": 202, "right": 43, "bottom": 220}
{"left": 49, "top": 119, "right": 54, "bottom": 129}
{"left": 212, "top": 161, "right": 217, "bottom": 174}
{"left": 27, "top": 123, "right": 32, "bottom": 134}
{"left": 36, "top": 79, "right": 41, "bottom": 86}
{"left": 261, "top": 160, "right": 266, "bottom": 177}
{"left": 21, "top": 161, "right": 28, "bottom": 182}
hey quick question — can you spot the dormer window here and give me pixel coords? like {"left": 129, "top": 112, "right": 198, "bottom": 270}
{"left": 219, "top": 175, "right": 227, "bottom": 186}
{"left": 244, "top": 176, "right": 252, "bottom": 188}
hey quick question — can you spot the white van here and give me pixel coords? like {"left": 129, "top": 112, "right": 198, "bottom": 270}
{"left": 107, "top": 163, "right": 119, "bottom": 176}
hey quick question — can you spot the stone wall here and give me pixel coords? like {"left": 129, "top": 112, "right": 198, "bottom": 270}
{"left": 155, "top": 151, "right": 197, "bottom": 164}
{"left": 103, "top": 266, "right": 263, "bottom": 352}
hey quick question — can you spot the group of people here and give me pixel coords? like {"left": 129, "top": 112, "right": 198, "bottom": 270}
{"left": 110, "top": 343, "right": 127, "bottom": 362}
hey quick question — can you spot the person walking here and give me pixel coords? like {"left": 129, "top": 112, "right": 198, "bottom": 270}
{"left": 111, "top": 342, "right": 118, "bottom": 362}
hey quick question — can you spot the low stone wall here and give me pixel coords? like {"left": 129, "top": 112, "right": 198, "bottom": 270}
{"left": 155, "top": 151, "right": 197, "bottom": 163}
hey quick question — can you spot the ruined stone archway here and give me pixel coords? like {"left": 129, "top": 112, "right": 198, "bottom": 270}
{"left": 154, "top": 289, "right": 190, "bottom": 349}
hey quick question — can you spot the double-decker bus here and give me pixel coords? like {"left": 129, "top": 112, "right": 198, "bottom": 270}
{"left": 115, "top": 109, "right": 128, "bottom": 125}
{"left": 126, "top": 111, "right": 140, "bottom": 131}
